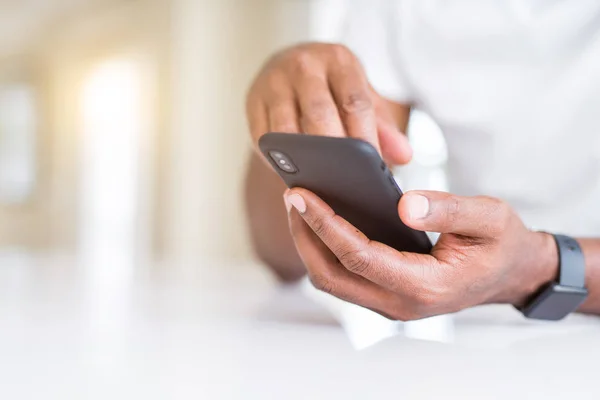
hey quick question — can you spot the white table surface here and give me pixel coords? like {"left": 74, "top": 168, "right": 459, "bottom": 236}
{"left": 1, "top": 250, "right": 600, "bottom": 400}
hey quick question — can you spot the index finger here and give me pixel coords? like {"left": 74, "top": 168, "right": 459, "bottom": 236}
{"left": 284, "top": 187, "right": 440, "bottom": 292}
{"left": 327, "top": 57, "right": 380, "bottom": 153}
{"left": 293, "top": 72, "right": 346, "bottom": 137}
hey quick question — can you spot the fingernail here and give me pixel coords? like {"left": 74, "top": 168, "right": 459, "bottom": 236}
{"left": 283, "top": 197, "right": 292, "bottom": 212}
{"left": 283, "top": 189, "right": 292, "bottom": 212}
{"left": 406, "top": 194, "right": 429, "bottom": 220}
{"left": 285, "top": 193, "right": 306, "bottom": 214}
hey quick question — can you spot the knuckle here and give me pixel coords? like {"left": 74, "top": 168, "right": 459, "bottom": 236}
{"left": 340, "top": 92, "right": 373, "bottom": 115}
{"left": 309, "top": 216, "right": 331, "bottom": 239}
{"left": 303, "top": 99, "right": 337, "bottom": 124}
{"left": 338, "top": 247, "right": 372, "bottom": 275}
{"left": 329, "top": 43, "right": 353, "bottom": 63}
{"left": 414, "top": 288, "right": 443, "bottom": 309}
{"left": 409, "top": 285, "right": 447, "bottom": 316}
{"left": 444, "top": 196, "right": 461, "bottom": 228}
{"left": 387, "top": 280, "right": 449, "bottom": 321}
{"left": 484, "top": 197, "right": 513, "bottom": 233}
{"left": 289, "top": 49, "right": 318, "bottom": 76}
{"left": 309, "top": 273, "right": 335, "bottom": 295}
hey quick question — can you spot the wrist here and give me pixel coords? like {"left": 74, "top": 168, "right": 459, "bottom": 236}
{"left": 510, "top": 231, "right": 559, "bottom": 307}
{"left": 489, "top": 231, "right": 559, "bottom": 307}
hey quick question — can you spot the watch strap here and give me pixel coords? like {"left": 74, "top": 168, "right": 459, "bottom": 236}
{"left": 554, "top": 234, "right": 585, "bottom": 288}
{"left": 517, "top": 233, "right": 587, "bottom": 320}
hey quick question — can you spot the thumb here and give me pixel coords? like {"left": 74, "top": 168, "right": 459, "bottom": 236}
{"left": 398, "top": 190, "right": 510, "bottom": 238}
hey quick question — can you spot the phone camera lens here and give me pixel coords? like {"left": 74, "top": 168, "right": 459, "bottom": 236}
{"left": 269, "top": 151, "right": 297, "bottom": 173}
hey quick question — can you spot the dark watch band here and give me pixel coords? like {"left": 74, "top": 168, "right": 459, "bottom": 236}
{"left": 554, "top": 234, "right": 586, "bottom": 287}
{"left": 519, "top": 233, "right": 588, "bottom": 321}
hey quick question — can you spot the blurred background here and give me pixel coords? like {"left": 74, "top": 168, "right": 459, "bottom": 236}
{"left": 0, "top": 0, "right": 445, "bottom": 268}
{"left": 5, "top": 3, "right": 600, "bottom": 398}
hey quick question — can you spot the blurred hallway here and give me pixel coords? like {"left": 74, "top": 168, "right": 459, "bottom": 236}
{"left": 0, "top": 0, "right": 319, "bottom": 266}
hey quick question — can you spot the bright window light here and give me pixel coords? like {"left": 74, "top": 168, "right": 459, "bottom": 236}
{"left": 80, "top": 56, "right": 144, "bottom": 300}
{"left": 80, "top": 58, "right": 143, "bottom": 357}
{"left": 81, "top": 58, "right": 141, "bottom": 252}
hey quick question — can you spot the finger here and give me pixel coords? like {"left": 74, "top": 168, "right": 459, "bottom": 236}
{"left": 264, "top": 74, "right": 300, "bottom": 134}
{"left": 284, "top": 188, "right": 439, "bottom": 292}
{"left": 293, "top": 73, "right": 345, "bottom": 137}
{"left": 398, "top": 190, "right": 511, "bottom": 238}
{"left": 373, "top": 94, "right": 413, "bottom": 165}
{"left": 377, "top": 116, "right": 413, "bottom": 165}
{"left": 247, "top": 96, "right": 277, "bottom": 169}
{"left": 328, "top": 62, "right": 379, "bottom": 153}
{"left": 246, "top": 93, "right": 269, "bottom": 145}
{"left": 286, "top": 197, "right": 401, "bottom": 318}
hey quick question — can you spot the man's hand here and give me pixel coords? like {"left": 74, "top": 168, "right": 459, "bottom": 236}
{"left": 283, "top": 188, "right": 560, "bottom": 320}
{"left": 246, "top": 43, "right": 412, "bottom": 165}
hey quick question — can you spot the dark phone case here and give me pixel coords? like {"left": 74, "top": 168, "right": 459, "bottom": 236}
{"left": 259, "top": 133, "right": 432, "bottom": 254}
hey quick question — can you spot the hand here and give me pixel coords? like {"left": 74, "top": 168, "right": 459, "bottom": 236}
{"left": 246, "top": 43, "right": 412, "bottom": 165}
{"left": 283, "top": 188, "right": 559, "bottom": 320}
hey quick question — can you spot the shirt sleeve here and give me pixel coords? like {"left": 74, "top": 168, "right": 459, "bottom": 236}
{"left": 339, "top": 0, "right": 413, "bottom": 103}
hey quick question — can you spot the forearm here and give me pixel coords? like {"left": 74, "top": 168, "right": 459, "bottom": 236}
{"left": 244, "top": 153, "right": 305, "bottom": 282}
{"left": 577, "top": 238, "right": 600, "bottom": 314}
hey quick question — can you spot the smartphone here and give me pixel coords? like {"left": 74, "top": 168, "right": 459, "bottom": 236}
{"left": 259, "top": 133, "right": 432, "bottom": 254}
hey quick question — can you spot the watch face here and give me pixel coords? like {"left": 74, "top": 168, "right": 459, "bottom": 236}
{"left": 524, "top": 284, "right": 588, "bottom": 321}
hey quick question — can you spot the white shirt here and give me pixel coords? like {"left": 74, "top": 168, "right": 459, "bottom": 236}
{"left": 343, "top": 0, "right": 600, "bottom": 237}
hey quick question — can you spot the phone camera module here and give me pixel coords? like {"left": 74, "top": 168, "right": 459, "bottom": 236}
{"left": 269, "top": 151, "right": 298, "bottom": 173}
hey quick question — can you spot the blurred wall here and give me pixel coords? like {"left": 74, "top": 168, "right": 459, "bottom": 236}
{"left": 0, "top": 0, "right": 316, "bottom": 264}
{"left": 0, "top": 0, "right": 170, "bottom": 252}
{"left": 165, "top": 0, "right": 312, "bottom": 264}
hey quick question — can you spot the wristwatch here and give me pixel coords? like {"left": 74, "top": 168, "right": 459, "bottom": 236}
{"left": 519, "top": 234, "right": 588, "bottom": 321}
